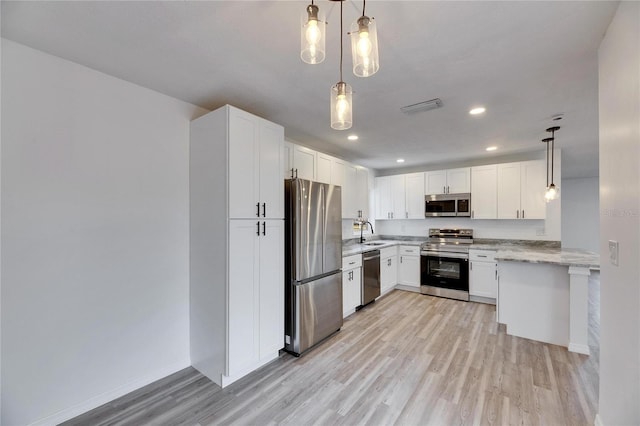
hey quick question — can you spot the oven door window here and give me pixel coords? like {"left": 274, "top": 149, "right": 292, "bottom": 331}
{"left": 428, "top": 258, "right": 461, "bottom": 279}
{"left": 421, "top": 255, "right": 469, "bottom": 292}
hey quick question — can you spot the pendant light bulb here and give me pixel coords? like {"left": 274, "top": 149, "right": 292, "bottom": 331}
{"left": 350, "top": 15, "right": 379, "bottom": 77}
{"left": 331, "top": 81, "right": 353, "bottom": 130}
{"left": 545, "top": 183, "right": 560, "bottom": 202}
{"left": 301, "top": 4, "right": 326, "bottom": 64}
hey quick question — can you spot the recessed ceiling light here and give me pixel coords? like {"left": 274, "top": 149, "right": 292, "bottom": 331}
{"left": 469, "top": 107, "right": 486, "bottom": 115}
{"left": 397, "top": 158, "right": 405, "bottom": 163}
{"left": 347, "top": 135, "right": 358, "bottom": 141}
{"left": 486, "top": 146, "right": 497, "bottom": 151}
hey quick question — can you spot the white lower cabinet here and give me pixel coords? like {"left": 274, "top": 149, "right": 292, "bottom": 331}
{"left": 469, "top": 250, "right": 497, "bottom": 302}
{"left": 342, "top": 254, "right": 362, "bottom": 317}
{"left": 380, "top": 247, "right": 398, "bottom": 294}
{"left": 227, "top": 220, "right": 284, "bottom": 378}
{"left": 398, "top": 245, "right": 421, "bottom": 289}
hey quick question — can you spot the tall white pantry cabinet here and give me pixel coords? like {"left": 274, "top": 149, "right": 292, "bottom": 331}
{"left": 190, "top": 105, "right": 284, "bottom": 388}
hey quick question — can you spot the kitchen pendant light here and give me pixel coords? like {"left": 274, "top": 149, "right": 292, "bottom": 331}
{"left": 331, "top": 0, "right": 353, "bottom": 130}
{"left": 301, "top": 1, "right": 326, "bottom": 64}
{"left": 542, "top": 126, "right": 560, "bottom": 202}
{"left": 349, "top": 0, "right": 379, "bottom": 77}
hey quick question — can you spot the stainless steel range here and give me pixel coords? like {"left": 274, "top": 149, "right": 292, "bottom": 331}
{"left": 420, "top": 228, "right": 473, "bottom": 301}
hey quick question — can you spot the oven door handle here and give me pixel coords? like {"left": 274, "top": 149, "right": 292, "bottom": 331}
{"left": 421, "top": 251, "right": 469, "bottom": 260}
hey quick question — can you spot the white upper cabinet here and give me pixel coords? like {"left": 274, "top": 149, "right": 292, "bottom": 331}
{"left": 291, "top": 145, "right": 316, "bottom": 181}
{"left": 425, "top": 168, "right": 470, "bottom": 194}
{"left": 390, "top": 175, "right": 406, "bottom": 219}
{"left": 228, "top": 107, "right": 283, "bottom": 219}
{"left": 520, "top": 160, "right": 547, "bottom": 219}
{"left": 375, "top": 176, "right": 392, "bottom": 219}
{"left": 316, "top": 152, "right": 332, "bottom": 184}
{"left": 405, "top": 172, "right": 426, "bottom": 219}
{"left": 425, "top": 170, "right": 447, "bottom": 195}
{"left": 447, "top": 168, "right": 471, "bottom": 193}
{"left": 471, "top": 165, "right": 498, "bottom": 219}
{"left": 497, "top": 160, "right": 546, "bottom": 219}
{"left": 497, "top": 162, "right": 521, "bottom": 219}
{"left": 354, "top": 166, "right": 369, "bottom": 219}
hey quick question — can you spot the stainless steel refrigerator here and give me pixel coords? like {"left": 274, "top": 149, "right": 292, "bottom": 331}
{"left": 284, "top": 178, "right": 343, "bottom": 356}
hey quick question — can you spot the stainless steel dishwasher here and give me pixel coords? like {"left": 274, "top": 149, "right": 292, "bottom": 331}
{"left": 361, "top": 249, "right": 381, "bottom": 306}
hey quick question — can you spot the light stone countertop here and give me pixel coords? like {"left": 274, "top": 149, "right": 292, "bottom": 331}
{"left": 469, "top": 239, "right": 600, "bottom": 269}
{"left": 342, "top": 239, "right": 424, "bottom": 257}
{"left": 342, "top": 237, "right": 600, "bottom": 269}
{"left": 492, "top": 247, "right": 600, "bottom": 269}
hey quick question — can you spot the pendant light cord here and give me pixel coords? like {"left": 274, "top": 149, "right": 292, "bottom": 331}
{"left": 340, "top": 0, "right": 343, "bottom": 82}
{"left": 546, "top": 138, "right": 550, "bottom": 187}
{"left": 550, "top": 130, "right": 555, "bottom": 184}
{"left": 362, "top": 0, "right": 366, "bottom": 17}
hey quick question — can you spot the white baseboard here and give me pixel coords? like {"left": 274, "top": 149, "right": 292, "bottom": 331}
{"left": 568, "top": 342, "right": 590, "bottom": 355}
{"left": 394, "top": 284, "right": 421, "bottom": 293}
{"left": 29, "top": 359, "right": 191, "bottom": 426}
{"left": 594, "top": 413, "right": 604, "bottom": 426}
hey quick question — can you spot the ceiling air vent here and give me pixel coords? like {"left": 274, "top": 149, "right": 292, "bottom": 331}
{"left": 400, "top": 98, "right": 443, "bottom": 114}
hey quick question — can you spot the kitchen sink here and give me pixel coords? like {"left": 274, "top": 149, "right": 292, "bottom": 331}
{"left": 362, "top": 242, "right": 386, "bottom": 246}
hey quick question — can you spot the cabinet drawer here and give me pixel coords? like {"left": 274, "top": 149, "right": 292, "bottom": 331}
{"left": 399, "top": 245, "right": 420, "bottom": 256}
{"left": 380, "top": 246, "right": 398, "bottom": 259}
{"left": 342, "top": 254, "right": 362, "bottom": 270}
{"left": 469, "top": 250, "right": 497, "bottom": 262}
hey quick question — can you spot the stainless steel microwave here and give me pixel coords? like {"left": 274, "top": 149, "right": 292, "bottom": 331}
{"left": 425, "top": 193, "right": 471, "bottom": 217}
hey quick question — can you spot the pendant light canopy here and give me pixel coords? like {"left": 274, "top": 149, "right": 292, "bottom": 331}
{"left": 301, "top": 2, "right": 326, "bottom": 64}
{"left": 331, "top": 0, "right": 352, "bottom": 130}
{"left": 542, "top": 126, "right": 560, "bottom": 202}
{"left": 350, "top": 1, "right": 379, "bottom": 77}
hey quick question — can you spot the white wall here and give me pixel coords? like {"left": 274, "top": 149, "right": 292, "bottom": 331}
{"left": 561, "top": 177, "right": 599, "bottom": 252}
{"left": 597, "top": 2, "right": 640, "bottom": 425}
{"left": 1, "top": 39, "right": 207, "bottom": 425}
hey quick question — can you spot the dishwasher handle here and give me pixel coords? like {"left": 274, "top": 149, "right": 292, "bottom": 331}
{"left": 363, "top": 251, "right": 381, "bottom": 261}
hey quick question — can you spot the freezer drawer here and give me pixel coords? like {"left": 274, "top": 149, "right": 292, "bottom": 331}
{"left": 285, "top": 271, "right": 343, "bottom": 356}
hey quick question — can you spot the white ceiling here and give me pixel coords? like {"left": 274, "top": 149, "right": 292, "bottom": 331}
{"left": 1, "top": 1, "right": 617, "bottom": 178}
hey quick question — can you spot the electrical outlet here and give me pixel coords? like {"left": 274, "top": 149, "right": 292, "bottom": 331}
{"left": 536, "top": 228, "right": 546, "bottom": 236}
{"left": 609, "top": 240, "right": 619, "bottom": 266}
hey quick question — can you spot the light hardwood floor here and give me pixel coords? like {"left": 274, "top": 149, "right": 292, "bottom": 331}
{"left": 64, "top": 273, "right": 600, "bottom": 426}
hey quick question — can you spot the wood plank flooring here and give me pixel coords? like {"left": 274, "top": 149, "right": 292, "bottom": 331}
{"left": 63, "top": 273, "right": 600, "bottom": 426}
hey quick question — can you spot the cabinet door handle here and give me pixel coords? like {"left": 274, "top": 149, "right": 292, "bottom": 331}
{"left": 443, "top": 186, "right": 446, "bottom": 194}
{"left": 262, "top": 203, "right": 266, "bottom": 217}
{"left": 517, "top": 210, "right": 520, "bottom": 219}
{"left": 295, "top": 169, "right": 298, "bottom": 178}
{"left": 471, "top": 210, "right": 474, "bottom": 219}
{"left": 495, "top": 269, "right": 498, "bottom": 279}
{"left": 256, "top": 221, "right": 260, "bottom": 236}
{"left": 478, "top": 255, "right": 487, "bottom": 258}
{"left": 522, "top": 209, "right": 525, "bottom": 219}
{"left": 401, "top": 256, "right": 403, "bottom": 263}
{"left": 447, "top": 186, "right": 450, "bottom": 194}
{"left": 256, "top": 203, "right": 260, "bottom": 217}
{"left": 470, "top": 262, "right": 473, "bottom": 271}
{"left": 348, "top": 261, "right": 356, "bottom": 265}
{"left": 406, "top": 212, "right": 408, "bottom": 218}
{"left": 387, "top": 258, "right": 392, "bottom": 266}
{"left": 262, "top": 221, "right": 266, "bottom": 236}
{"left": 290, "top": 168, "right": 295, "bottom": 179}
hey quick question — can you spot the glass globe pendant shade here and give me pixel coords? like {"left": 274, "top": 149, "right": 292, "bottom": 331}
{"left": 301, "top": 4, "right": 326, "bottom": 64}
{"left": 544, "top": 183, "right": 560, "bottom": 202}
{"left": 350, "top": 16, "right": 379, "bottom": 77}
{"left": 331, "top": 81, "right": 353, "bottom": 130}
